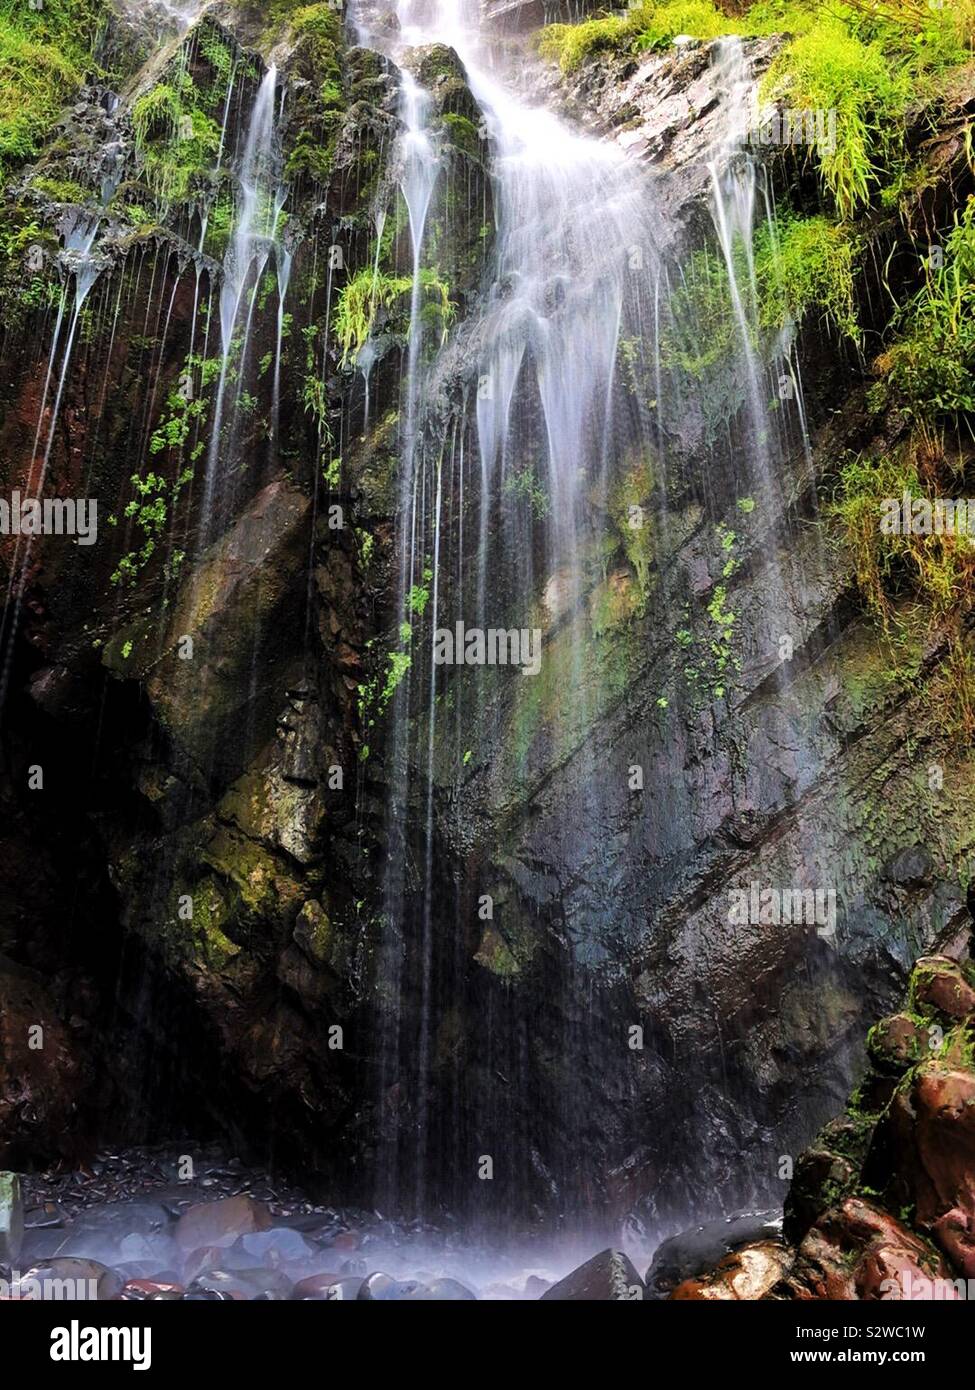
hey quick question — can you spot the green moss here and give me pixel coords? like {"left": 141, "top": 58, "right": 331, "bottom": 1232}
{"left": 132, "top": 79, "right": 222, "bottom": 205}
{"left": 755, "top": 214, "right": 860, "bottom": 344}
{"left": 334, "top": 268, "right": 455, "bottom": 365}
{"left": 29, "top": 174, "right": 89, "bottom": 203}
{"left": 191, "top": 878, "right": 241, "bottom": 970}
{"left": 877, "top": 195, "right": 975, "bottom": 427}
{"left": 538, "top": 2, "right": 975, "bottom": 218}
{"left": 441, "top": 111, "right": 481, "bottom": 159}
{"left": 832, "top": 437, "right": 975, "bottom": 736}
{"left": 0, "top": 0, "right": 105, "bottom": 180}
{"left": 537, "top": 9, "right": 636, "bottom": 74}
{"left": 609, "top": 458, "right": 654, "bottom": 609}
{"left": 665, "top": 213, "right": 859, "bottom": 381}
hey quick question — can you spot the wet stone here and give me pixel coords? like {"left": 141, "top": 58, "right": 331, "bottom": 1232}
{"left": 540, "top": 1249, "right": 645, "bottom": 1301}
{"left": 175, "top": 1195, "right": 273, "bottom": 1251}
{"left": 0, "top": 1174, "right": 24, "bottom": 1264}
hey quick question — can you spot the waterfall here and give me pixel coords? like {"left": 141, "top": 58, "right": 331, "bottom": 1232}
{"left": 350, "top": 0, "right": 825, "bottom": 1226}
{"left": 200, "top": 66, "right": 282, "bottom": 542}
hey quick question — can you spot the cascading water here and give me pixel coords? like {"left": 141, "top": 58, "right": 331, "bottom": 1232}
{"left": 201, "top": 65, "right": 283, "bottom": 540}
{"left": 350, "top": 0, "right": 830, "bottom": 1233}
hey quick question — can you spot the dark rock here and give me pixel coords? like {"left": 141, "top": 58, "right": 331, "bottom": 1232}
{"left": 646, "top": 1210, "right": 782, "bottom": 1297}
{"left": 187, "top": 1267, "right": 294, "bottom": 1301}
{"left": 540, "top": 1249, "right": 644, "bottom": 1301}
{"left": 121, "top": 1278, "right": 184, "bottom": 1300}
{"left": 883, "top": 845, "right": 935, "bottom": 890}
{"left": 293, "top": 1272, "right": 361, "bottom": 1300}
{"left": 358, "top": 1271, "right": 395, "bottom": 1300}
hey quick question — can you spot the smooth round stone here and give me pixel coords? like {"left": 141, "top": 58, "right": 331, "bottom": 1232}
{"left": 292, "top": 1272, "right": 364, "bottom": 1300}
{"left": 121, "top": 1279, "right": 184, "bottom": 1301}
{"left": 358, "top": 1271, "right": 394, "bottom": 1300}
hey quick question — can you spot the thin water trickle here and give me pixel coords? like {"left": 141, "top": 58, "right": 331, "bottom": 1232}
{"left": 201, "top": 66, "right": 281, "bottom": 540}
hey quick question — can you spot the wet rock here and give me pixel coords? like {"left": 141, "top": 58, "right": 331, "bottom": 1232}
{"left": 646, "top": 1209, "right": 782, "bottom": 1297}
{"left": 293, "top": 1272, "right": 359, "bottom": 1300}
{"left": 238, "top": 1227, "right": 317, "bottom": 1266}
{"left": 358, "top": 1271, "right": 395, "bottom": 1300}
{"left": 0, "top": 1173, "right": 23, "bottom": 1263}
{"left": 883, "top": 845, "right": 935, "bottom": 889}
{"left": 367, "top": 1278, "right": 431, "bottom": 1300}
{"left": 932, "top": 1207, "right": 975, "bottom": 1277}
{"left": 910, "top": 956, "right": 975, "bottom": 1020}
{"left": 867, "top": 1012, "right": 930, "bottom": 1073}
{"left": 425, "top": 1278, "right": 477, "bottom": 1300}
{"left": 14, "top": 1257, "right": 123, "bottom": 1301}
{"left": 786, "top": 1198, "right": 957, "bottom": 1301}
{"left": 873, "top": 1060, "right": 975, "bottom": 1225}
{"left": 670, "top": 1239, "right": 791, "bottom": 1299}
{"left": 0, "top": 959, "right": 89, "bottom": 1167}
{"left": 175, "top": 1195, "right": 272, "bottom": 1251}
{"left": 105, "top": 479, "right": 314, "bottom": 785}
{"left": 121, "top": 1279, "right": 184, "bottom": 1300}
{"left": 524, "top": 1275, "right": 552, "bottom": 1299}
{"left": 540, "top": 1249, "right": 644, "bottom": 1301}
{"left": 187, "top": 1267, "right": 294, "bottom": 1301}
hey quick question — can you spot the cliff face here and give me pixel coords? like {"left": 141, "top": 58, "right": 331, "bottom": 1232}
{"left": 1, "top": 0, "right": 974, "bottom": 1243}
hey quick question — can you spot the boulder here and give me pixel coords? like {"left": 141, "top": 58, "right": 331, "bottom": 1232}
{"left": 910, "top": 957, "right": 975, "bottom": 1021}
{"left": 646, "top": 1209, "right": 782, "bottom": 1297}
{"left": 540, "top": 1249, "right": 644, "bottom": 1301}
{"left": 175, "top": 1196, "right": 272, "bottom": 1252}
{"left": 670, "top": 1239, "right": 791, "bottom": 1299}
{"left": 786, "top": 1198, "right": 958, "bottom": 1301}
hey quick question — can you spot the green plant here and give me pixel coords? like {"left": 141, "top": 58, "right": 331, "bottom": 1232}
{"left": 334, "top": 268, "right": 455, "bottom": 365}
{"left": 877, "top": 195, "right": 975, "bottom": 430}
{"left": 132, "top": 77, "right": 221, "bottom": 205}
{"left": 503, "top": 464, "right": 550, "bottom": 520}
{"left": 755, "top": 214, "right": 860, "bottom": 343}
{"left": 0, "top": 0, "right": 105, "bottom": 178}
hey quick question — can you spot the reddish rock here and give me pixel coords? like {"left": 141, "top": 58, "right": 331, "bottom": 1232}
{"left": 175, "top": 1195, "right": 272, "bottom": 1251}
{"left": 933, "top": 1207, "right": 975, "bottom": 1277}
{"left": 787, "top": 1198, "right": 957, "bottom": 1301}
{"left": 121, "top": 1279, "right": 185, "bottom": 1300}
{"left": 911, "top": 957, "right": 975, "bottom": 1020}
{"left": 868, "top": 1013, "right": 930, "bottom": 1072}
{"left": 291, "top": 1272, "right": 345, "bottom": 1299}
{"left": 895, "top": 1064, "right": 975, "bottom": 1224}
